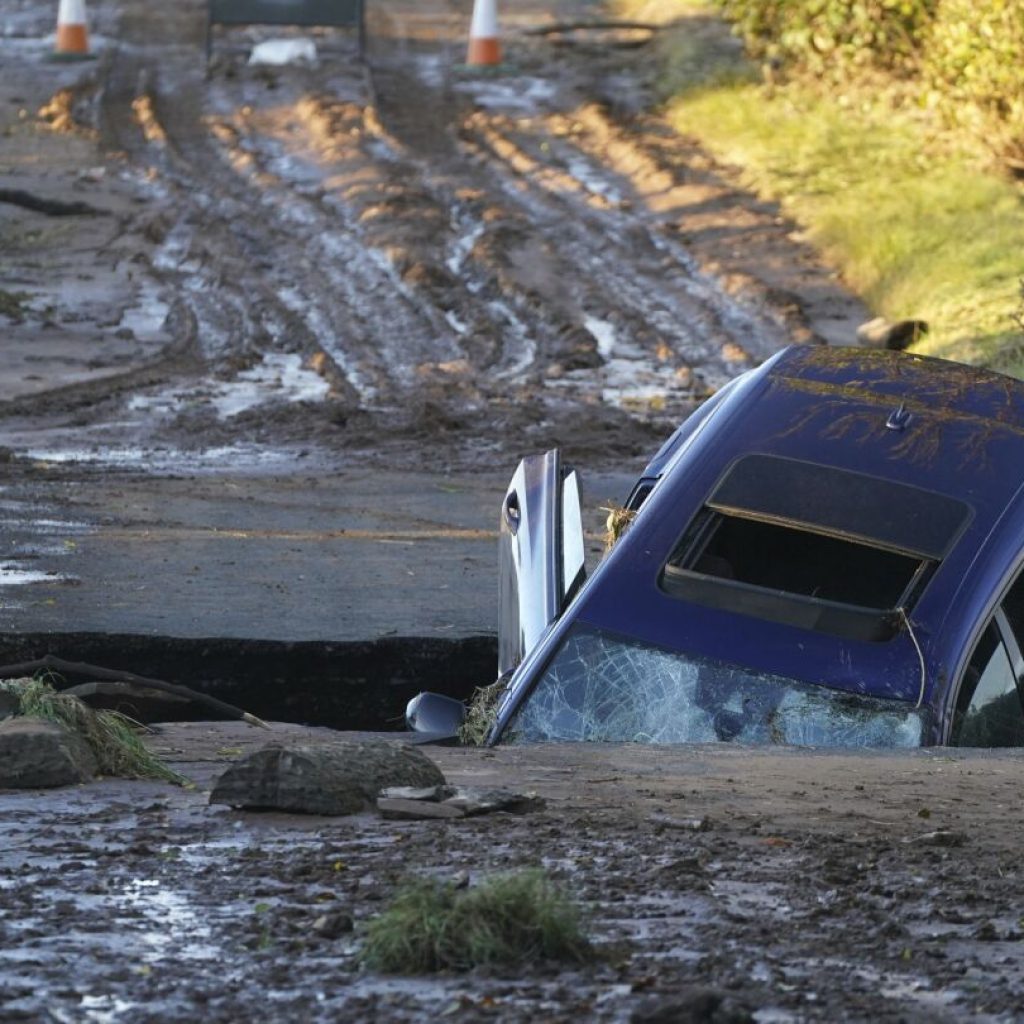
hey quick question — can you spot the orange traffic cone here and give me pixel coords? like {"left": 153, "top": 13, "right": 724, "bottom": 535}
{"left": 54, "top": 0, "right": 91, "bottom": 59}
{"left": 466, "top": 0, "right": 501, "bottom": 67}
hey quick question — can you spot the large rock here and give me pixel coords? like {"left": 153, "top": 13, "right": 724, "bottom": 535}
{"left": 209, "top": 738, "right": 446, "bottom": 815}
{"left": 0, "top": 717, "right": 97, "bottom": 788}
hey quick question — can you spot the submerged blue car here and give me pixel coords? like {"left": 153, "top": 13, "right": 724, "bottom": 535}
{"left": 412, "top": 345, "right": 1024, "bottom": 748}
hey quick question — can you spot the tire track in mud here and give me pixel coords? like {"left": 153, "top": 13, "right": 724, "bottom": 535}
{"left": 57, "top": 9, "right": 830, "bottom": 465}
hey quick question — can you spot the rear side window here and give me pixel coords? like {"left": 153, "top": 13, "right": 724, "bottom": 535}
{"left": 952, "top": 622, "right": 1024, "bottom": 747}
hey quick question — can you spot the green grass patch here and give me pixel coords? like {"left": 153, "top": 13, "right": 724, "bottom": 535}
{"left": 0, "top": 289, "right": 31, "bottom": 323}
{"left": 613, "top": 1, "right": 1024, "bottom": 376}
{"left": 361, "top": 870, "right": 592, "bottom": 973}
{"left": 1, "top": 677, "right": 187, "bottom": 784}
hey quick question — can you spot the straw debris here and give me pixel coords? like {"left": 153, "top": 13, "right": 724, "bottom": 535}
{"left": 0, "top": 677, "right": 186, "bottom": 785}
{"left": 458, "top": 678, "right": 506, "bottom": 746}
{"left": 602, "top": 505, "right": 637, "bottom": 551}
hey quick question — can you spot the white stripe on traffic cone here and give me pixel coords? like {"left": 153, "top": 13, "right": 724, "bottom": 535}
{"left": 466, "top": 0, "right": 501, "bottom": 66}
{"left": 55, "top": 0, "right": 90, "bottom": 57}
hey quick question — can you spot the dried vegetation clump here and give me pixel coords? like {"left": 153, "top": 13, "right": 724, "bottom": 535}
{"left": 0, "top": 677, "right": 186, "bottom": 784}
{"left": 458, "top": 679, "right": 506, "bottom": 746}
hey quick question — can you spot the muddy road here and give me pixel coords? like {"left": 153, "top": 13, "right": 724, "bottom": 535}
{"left": 4, "top": 725, "right": 1024, "bottom": 1023}
{"left": 1, "top": 0, "right": 867, "bottom": 473}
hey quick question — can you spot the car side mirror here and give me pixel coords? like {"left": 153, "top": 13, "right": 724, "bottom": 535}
{"left": 405, "top": 691, "right": 466, "bottom": 736}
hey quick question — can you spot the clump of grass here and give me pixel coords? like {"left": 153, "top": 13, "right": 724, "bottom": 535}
{"left": 0, "top": 289, "right": 31, "bottom": 323}
{"left": 458, "top": 679, "right": 506, "bottom": 746}
{"left": 361, "top": 870, "right": 592, "bottom": 973}
{"left": 0, "top": 677, "right": 186, "bottom": 785}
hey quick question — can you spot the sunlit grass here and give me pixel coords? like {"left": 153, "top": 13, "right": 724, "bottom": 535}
{"left": 613, "top": 0, "right": 1024, "bottom": 376}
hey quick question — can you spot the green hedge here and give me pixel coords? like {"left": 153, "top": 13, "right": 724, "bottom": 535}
{"left": 922, "top": 0, "right": 1024, "bottom": 166}
{"left": 714, "top": 0, "right": 936, "bottom": 75}
{"left": 715, "top": 0, "right": 1024, "bottom": 165}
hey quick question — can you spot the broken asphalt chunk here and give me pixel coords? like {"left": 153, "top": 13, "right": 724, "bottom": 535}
{"left": 209, "top": 738, "right": 445, "bottom": 815}
{"left": 378, "top": 797, "right": 466, "bottom": 820}
{"left": 0, "top": 717, "right": 97, "bottom": 788}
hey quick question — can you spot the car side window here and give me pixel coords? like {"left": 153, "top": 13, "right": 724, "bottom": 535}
{"left": 952, "top": 622, "right": 1024, "bottom": 747}
{"left": 1000, "top": 573, "right": 1024, "bottom": 651}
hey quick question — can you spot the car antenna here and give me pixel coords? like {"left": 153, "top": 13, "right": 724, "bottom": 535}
{"left": 898, "top": 607, "right": 927, "bottom": 708}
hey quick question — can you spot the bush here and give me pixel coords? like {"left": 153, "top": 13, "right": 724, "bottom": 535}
{"left": 714, "top": 0, "right": 1024, "bottom": 167}
{"left": 714, "top": 0, "right": 936, "bottom": 76}
{"left": 922, "top": 0, "right": 1024, "bottom": 166}
{"left": 361, "top": 870, "right": 592, "bottom": 973}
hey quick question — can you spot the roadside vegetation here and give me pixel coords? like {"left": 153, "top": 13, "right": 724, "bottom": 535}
{"left": 614, "top": 0, "right": 1024, "bottom": 375}
{"left": 361, "top": 870, "right": 592, "bottom": 973}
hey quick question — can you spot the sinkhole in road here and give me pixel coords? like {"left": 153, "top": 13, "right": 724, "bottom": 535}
{"left": 0, "top": 632, "right": 497, "bottom": 730}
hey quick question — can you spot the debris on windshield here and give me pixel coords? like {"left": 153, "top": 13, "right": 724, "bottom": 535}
{"left": 602, "top": 505, "right": 637, "bottom": 551}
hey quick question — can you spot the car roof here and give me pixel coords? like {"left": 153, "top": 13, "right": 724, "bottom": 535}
{"left": 572, "top": 346, "right": 1024, "bottom": 711}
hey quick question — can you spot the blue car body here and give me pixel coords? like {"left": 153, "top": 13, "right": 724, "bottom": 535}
{"left": 489, "top": 345, "right": 1024, "bottom": 747}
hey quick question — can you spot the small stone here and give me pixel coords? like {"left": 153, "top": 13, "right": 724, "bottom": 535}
{"left": 631, "top": 986, "right": 753, "bottom": 1023}
{"left": 0, "top": 717, "right": 97, "bottom": 788}
{"left": 312, "top": 911, "right": 354, "bottom": 939}
{"left": 904, "top": 829, "right": 967, "bottom": 847}
{"left": 856, "top": 316, "right": 929, "bottom": 351}
{"left": 378, "top": 797, "right": 465, "bottom": 820}
{"left": 0, "top": 691, "right": 20, "bottom": 720}
{"left": 647, "top": 813, "right": 711, "bottom": 832}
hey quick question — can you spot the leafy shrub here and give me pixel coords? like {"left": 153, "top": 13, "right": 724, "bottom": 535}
{"left": 922, "top": 0, "right": 1024, "bottom": 166}
{"left": 713, "top": 0, "right": 1024, "bottom": 167}
{"left": 714, "top": 0, "right": 937, "bottom": 76}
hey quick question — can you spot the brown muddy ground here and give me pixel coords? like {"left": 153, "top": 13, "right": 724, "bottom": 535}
{"left": 2, "top": 723, "right": 1024, "bottom": 1022}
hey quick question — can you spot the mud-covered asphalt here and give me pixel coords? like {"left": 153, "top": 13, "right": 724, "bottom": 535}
{"left": 0, "top": 0, "right": 868, "bottom": 473}
{"left": 3, "top": 724, "right": 1024, "bottom": 1023}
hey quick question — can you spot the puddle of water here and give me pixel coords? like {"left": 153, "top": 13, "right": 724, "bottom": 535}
{"left": 119, "top": 877, "right": 220, "bottom": 962}
{"left": 128, "top": 353, "right": 330, "bottom": 420}
{"left": 446, "top": 222, "right": 485, "bottom": 276}
{"left": 712, "top": 878, "right": 795, "bottom": 920}
{"left": 454, "top": 77, "right": 557, "bottom": 112}
{"left": 487, "top": 299, "right": 537, "bottom": 380}
{"left": 79, "top": 994, "right": 139, "bottom": 1024}
{"left": 414, "top": 53, "right": 445, "bottom": 88}
{"left": 118, "top": 280, "right": 171, "bottom": 341}
{"left": 22, "top": 444, "right": 294, "bottom": 472}
{"left": 583, "top": 315, "right": 617, "bottom": 360}
{"left": 566, "top": 156, "right": 623, "bottom": 205}
{"left": 0, "top": 565, "right": 73, "bottom": 586}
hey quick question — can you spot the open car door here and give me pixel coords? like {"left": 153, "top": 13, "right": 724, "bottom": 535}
{"left": 498, "top": 449, "right": 586, "bottom": 679}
